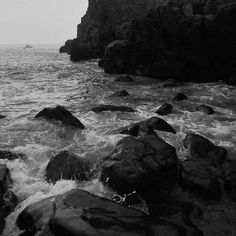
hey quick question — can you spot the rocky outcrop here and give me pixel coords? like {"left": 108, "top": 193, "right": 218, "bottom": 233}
{"left": 34, "top": 106, "right": 85, "bottom": 129}
{"left": 0, "top": 165, "right": 18, "bottom": 233}
{"left": 70, "top": 0, "right": 160, "bottom": 61}
{"left": 59, "top": 39, "right": 73, "bottom": 54}
{"left": 66, "top": 0, "right": 236, "bottom": 83}
{"left": 45, "top": 151, "right": 90, "bottom": 184}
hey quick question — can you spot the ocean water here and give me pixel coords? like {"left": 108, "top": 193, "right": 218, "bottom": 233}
{"left": 0, "top": 45, "right": 236, "bottom": 235}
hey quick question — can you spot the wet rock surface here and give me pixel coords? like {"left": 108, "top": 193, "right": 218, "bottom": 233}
{"left": 45, "top": 151, "right": 90, "bottom": 184}
{"left": 34, "top": 106, "right": 85, "bottom": 129}
{"left": 155, "top": 103, "right": 173, "bottom": 115}
{"left": 91, "top": 104, "right": 135, "bottom": 113}
{"left": 0, "top": 165, "right": 18, "bottom": 233}
{"left": 195, "top": 105, "right": 215, "bottom": 115}
{"left": 100, "top": 134, "right": 178, "bottom": 198}
{"left": 183, "top": 133, "right": 227, "bottom": 166}
{"left": 17, "top": 189, "right": 154, "bottom": 236}
{"left": 119, "top": 116, "right": 176, "bottom": 136}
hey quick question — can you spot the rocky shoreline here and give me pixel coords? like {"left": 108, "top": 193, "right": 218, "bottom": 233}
{"left": 1, "top": 86, "right": 236, "bottom": 235}
{"left": 60, "top": 0, "right": 236, "bottom": 85}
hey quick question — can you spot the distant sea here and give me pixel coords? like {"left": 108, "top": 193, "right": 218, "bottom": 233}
{"left": 0, "top": 44, "right": 236, "bottom": 235}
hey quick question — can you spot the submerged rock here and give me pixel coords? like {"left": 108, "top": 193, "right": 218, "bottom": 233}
{"left": 155, "top": 103, "right": 173, "bottom": 116}
{"left": 0, "top": 164, "right": 18, "bottom": 233}
{"left": 91, "top": 104, "right": 135, "bottom": 113}
{"left": 110, "top": 90, "right": 129, "bottom": 97}
{"left": 100, "top": 134, "right": 178, "bottom": 198}
{"left": 172, "top": 93, "right": 188, "bottom": 101}
{"left": 119, "top": 116, "right": 176, "bottom": 136}
{"left": 183, "top": 133, "right": 227, "bottom": 166}
{"left": 17, "top": 189, "right": 156, "bottom": 236}
{"left": 34, "top": 106, "right": 85, "bottom": 129}
{"left": 0, "top": 150, "right": 26, "bottom": 161}
{"left": 195, "top": 104, "right": 215, "bottom": 115}
{"left": 115, "top": 75, "right": 134, "bottom": 82}
{"left": 45, "top": 151, "right": 90, "bottom": 184}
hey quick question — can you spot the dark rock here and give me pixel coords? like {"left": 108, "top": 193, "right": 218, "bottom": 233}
{"left": 104, "top": 40, "right": 138, "bottom": 74}
{"left": 0, "top": 150, "right": 26, "bottom": 161}
{"left": 100, "top": 134, "right": 178, "bottom": 199}
{"left": 179, "top": 159, "right": 221, "bottom": 200}
{"left": 0, "top": 115, "right": 6, "bottom": 119}
{"left": 155, "top": 103, "right": 173, "bottom": 115}
{"left": 195, "top": 104, "right": 215, "bottom": 115}
{"left": 98, "top": 58, "right": 105, "bottom": 68}
{"left": 34, "top": 106, "right": 85, "bottom": 129}
{"left": 70, "top": 0, "right": 156, "bottom": 62}
{"left": 225, "top": 75, "right": 236, "bottom": 86}
{"left": 183, "top": 133, "right": 227, "bottom": 166}
{"left": 172, "top": 93, "right": 188, "bottom": 101}
{"left": 0, "top": 164, "right": 18, "bottom": 233}
{"left": 45, "top": 151, "right": 90, "bottom": 184}
{"left": 110, "top": 90, "right": 129, "bottom": 97}
{"left": 91, "top": 104, "right": 135, "bottom": 113}
{"left": 115, "top": 75, "right": 134, "bottom": 82}
{"left": 17, "top": 189, "right": 156, "bottom": 236}
{"left": 223, "top": 160, "right": 236, "bottom": 202}
{"left": 59, "top": 39, "right": 73, "bottom": 54}
{"left": 119, "top": 116, "right": 176, "bottom": 136}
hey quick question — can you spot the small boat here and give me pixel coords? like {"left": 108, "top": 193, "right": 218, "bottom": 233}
{"left": 24, "top": 44, "right": 33, "bottom": 49}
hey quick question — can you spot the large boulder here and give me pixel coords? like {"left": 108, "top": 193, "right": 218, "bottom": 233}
{"left": 100, "top": 134, "right": 178, "bottom": 199}
{"left": 17, "top": 189, "right": 155, "bottom": 236}
{"left": 34, "top": 106, "right": 85, "bottom": 129}
{"left": 45, "top": 151, "right": 90, "bottom": 184}
{"left": 119, "top": 116, "right": 176, "bottom": 136}
{"left": 0, "top": 164, "right": 18, "bottom": 233}
{"left": 91, "top": 104, "right": 135, "bottom": 113}
{"left": 183, "top": 133, "right": 227, "bottom": 166}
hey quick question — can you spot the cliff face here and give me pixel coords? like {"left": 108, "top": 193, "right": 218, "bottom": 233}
{"left": 68, "top": 0, "right": 236, "bottom": 83}
{"left": 70, "top": 0, "right": 162, "bottom": 61}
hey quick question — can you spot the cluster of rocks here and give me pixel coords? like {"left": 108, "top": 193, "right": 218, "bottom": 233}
{"left": 60, "top": 0, "right": 236, "bottom": 85}
{"left": 1, "top": 102, "right": 236, "bottom": 235}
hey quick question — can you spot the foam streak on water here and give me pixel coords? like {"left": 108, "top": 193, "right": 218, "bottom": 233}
{"left": 0, "top": 45, "right": 236, "bottom": 235}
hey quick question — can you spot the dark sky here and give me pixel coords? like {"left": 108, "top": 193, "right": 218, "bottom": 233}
{"left": 0, "top": 0, "right": 88, "bottom": 44}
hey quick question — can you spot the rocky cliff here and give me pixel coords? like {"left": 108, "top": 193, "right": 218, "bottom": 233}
{"left": 66, "top": 0, "right": 236, "bottom": 83}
